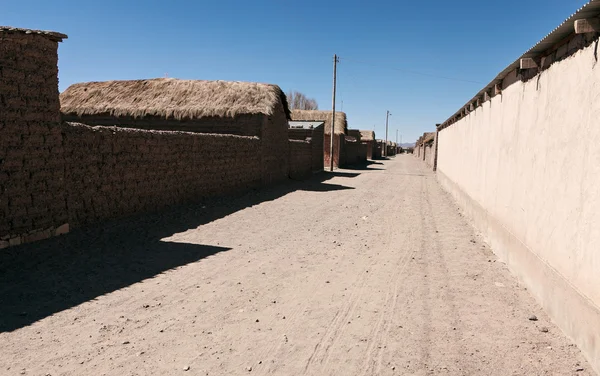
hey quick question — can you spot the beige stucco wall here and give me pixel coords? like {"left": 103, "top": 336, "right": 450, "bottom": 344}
{"left": 437, "top": 41, "right": 600, "bottom": 373}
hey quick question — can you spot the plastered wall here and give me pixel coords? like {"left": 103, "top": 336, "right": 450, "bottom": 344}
{"left": 436, "top": 41, "right": 600, "bottom": 373}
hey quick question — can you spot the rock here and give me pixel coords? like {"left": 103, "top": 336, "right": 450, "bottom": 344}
{"left": 540, "top": 327, "right": 549, "bottom": 333}
{"left": 122, "top": 341, "right": 130, "bottom": 344}
{"left": 576, "top": 367, "right": 584, "bottom": 372}
{"left": 183, "top": 365, "right": 190, "bottom": 371}
{"left": 528, "top": 315, "right": 538, "bottom": 321}
{"left": 246, "top": 366, "right": 253, "bottom": 372}
{"left": 255, "top": 319, "right": 259, "bottom": 323}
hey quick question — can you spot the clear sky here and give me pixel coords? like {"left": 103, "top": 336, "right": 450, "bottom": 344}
{"left": 3, "top": 0, "right": 589, "bottom": 143}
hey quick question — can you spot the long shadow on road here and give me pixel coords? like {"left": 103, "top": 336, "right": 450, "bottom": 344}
{"left": 0, "top": 171, "right": 357, "bottom": 333}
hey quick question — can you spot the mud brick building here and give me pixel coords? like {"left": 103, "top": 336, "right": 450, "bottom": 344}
{"left": 288, "top": 120, "right": 324, "bottom": 173}
{"left": 61, "top": 78, "right": 291, "bottom": 185}
{"left": 291, "top": 110, "right": 348, "bottom": 169}
{"left": 0, "top": 27, "right": 69, "bottom": 247}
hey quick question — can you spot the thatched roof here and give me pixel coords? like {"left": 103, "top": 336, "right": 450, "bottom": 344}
{"left": 359, "top": 130, "right": 375, "bottom": 141}
{"left": 60, "top": 78, "right": 290, "bottom": 120}
{"left": 290, "top": 110, "right": 347, "bottom": 135}
{"left": 423, "top": 132, "right": 436, "bottom": 144}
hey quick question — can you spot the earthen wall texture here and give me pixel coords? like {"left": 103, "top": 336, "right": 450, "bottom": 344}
{"left": 62, "top": 113, "right": 263, "bottom": 137}
{"left": 289, "top": 126, "right": 324, "bottom": 172}
{"left": 324, "top": 134, "right": 346, "bottom": 169}
{"left": 260, "top": 102, "right": 289, "bottom": 185}
{"left": 346, "top": 142, "right": 360, "bottom": 165}
{"left": 288, "top": 140, "right": 312, "bottom": 180}
{"left": 0, "top": 33, "right": 68, "bottom": 245}
{"left": 63, "top": 123, "right": 262, "bottom": 227}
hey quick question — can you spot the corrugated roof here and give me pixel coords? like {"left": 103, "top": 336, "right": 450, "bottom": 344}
{"left": 0, "top": 26, "right": 67, "bottom": 41}
{"left": 289, "top": 121, "right": 325, "bottom": 129}
{"left": 439, "top": 0, "right": 600, "bottom": 130}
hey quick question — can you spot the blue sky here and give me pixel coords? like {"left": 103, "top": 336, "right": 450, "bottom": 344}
{"left": 3, "top": 0, "right": 589, "bottom": 143}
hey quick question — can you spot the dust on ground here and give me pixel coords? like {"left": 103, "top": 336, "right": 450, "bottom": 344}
{"left": 0, "top": 156, "right": 593, "bottom": 375}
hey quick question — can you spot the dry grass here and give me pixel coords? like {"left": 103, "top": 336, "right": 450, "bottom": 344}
{"left": 422, "top": 132, "right": 436, "bottom": 144}
{"left": 290, "top": 110, "right": 347, "bottom": 135}
{"left": 60, "top": 78, "right": 290, "bottom": 120}
{"left": 359, "top": 130, "right": 375, "bottom": 142}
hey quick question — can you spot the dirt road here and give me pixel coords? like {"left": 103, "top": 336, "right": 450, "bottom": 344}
{"left": 0, "top": 156, "right": 593, "bottom": 375}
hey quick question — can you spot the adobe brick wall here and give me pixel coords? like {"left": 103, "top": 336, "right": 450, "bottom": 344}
{"left": 63, "top": 114, "right": 263, "bottom": 137}
{"left": 63, "top": 100, "right": 290, "bottom": 187}
{"left": 346, "top": 142, "right": 359, "bottom": 165}
{"left": 288, "top": 140, "right": 312, "bottom": 180}
{"left": 364, "top": 141, "right": 374, "bottom": 160}
{"left": 63, "top": 123, "right": 262, "bottom": 227}
{"left": 260, "top": 101, "right": 289, "bottom": 185}
{"left": 289, "top": 126, "right": 324, "bottom": 172}
{"left": 324, "top": 134, "right": 346, "bottom": 169}
{"left": 0, "top": 32, "right": 68, "bottom": 247}
{"left": 358, "top": 143, "right": 368, "bottom": 163}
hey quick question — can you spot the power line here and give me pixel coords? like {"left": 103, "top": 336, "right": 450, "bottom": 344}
{"left": 338, "top": 56, "right": 485, "bottom": 85}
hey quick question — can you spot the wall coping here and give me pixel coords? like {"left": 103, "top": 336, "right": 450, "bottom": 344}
{"left": 0, "top": 26, "right": 67, "bottom": 42}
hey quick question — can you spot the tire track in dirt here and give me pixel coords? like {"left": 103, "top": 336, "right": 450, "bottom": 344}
{"left": 302, "top": 168, "right": 396, "bottom": 376}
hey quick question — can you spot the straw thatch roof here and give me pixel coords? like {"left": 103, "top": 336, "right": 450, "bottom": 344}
{"left": 60, "top": 78, "right": 290, "bottom": 120}
{"left": 290, "top": 110, "right": 347, "bottom": 135}
{"left": 359, "top": 130, "right": 375, "bottom": 141}
{"left": 423, "top": 132, "right": 436, "bottom": 144}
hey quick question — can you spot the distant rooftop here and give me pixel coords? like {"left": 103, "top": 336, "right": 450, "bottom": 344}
{"left": 289, "top": 121, "right": 325, "bottom": 130}
{"left": 0, "top": 26, "right": 67, "bottom": 42}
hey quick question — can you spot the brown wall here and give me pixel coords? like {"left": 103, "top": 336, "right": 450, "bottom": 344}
{"left": 346, "top": 141, "right": 363, "bottom": 165}
{"left": 324, "top": 134, "right": 346, "bottom": 169}
{"left": 288, "top": 125, "right": 324, "bottom": 172}
{"left": 0, "top": 30, "right": 289, "bottom": 247}
{"left": 63, "top": 123, "right": 262, "bottom": 227}
{"left": 63, "top": 100, "right": 289, "bottom": 188}
{"left": 260, "top": 101, "right": 289, "bottom": 185}
{"left": 364, "top": 142, "right": 374, "bottom": 159}
{"left": 288, "top": 140, "right": 312, "bottom": 180}
{"left": 0, "top": 33, "right": 69, "bottom": 246}
{"left": 63, "top": 113, "right": 263, "bottom": 137}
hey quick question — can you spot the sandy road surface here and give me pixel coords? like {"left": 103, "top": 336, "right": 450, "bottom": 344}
{"left": 0, "top": 156, "right": 593, "bottom": 375}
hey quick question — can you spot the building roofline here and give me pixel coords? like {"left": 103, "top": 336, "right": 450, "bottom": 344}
{"left": 0, "top": 26, "right": 67, "bottom": 42}
{"left": 438, "top": 0, "right": 600, "bottom": 131}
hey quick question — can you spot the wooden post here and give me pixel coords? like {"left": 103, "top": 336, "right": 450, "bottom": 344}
{"left": 520, "top": 58, "right": 538, "bottom": 69}
{"left": 330, "top": 54, "right": 338, "bottom": 172}
{"left": 575, "top": 18, "right": 600, "bottom": 34}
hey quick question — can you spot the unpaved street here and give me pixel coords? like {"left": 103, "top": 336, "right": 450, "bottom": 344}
{"left": 0, "top": 156, "right": 593, "bottom": 375}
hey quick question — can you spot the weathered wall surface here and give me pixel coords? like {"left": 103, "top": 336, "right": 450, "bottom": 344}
{"left": 63, "top": 113, "right": 263, "bottom": 136}
{"left": 260, "top": 101, "right": 289, "bottom": 185}
{"left": 63, "top": 123, "right": 262, "bottom": 227}
{"left": 364, "top": 142, "right": 374, "bottom": 160}
{"left": 0, "top": 33, "right": 68, "bottom": 247}
{"left": 324, "top": 134, "right": 346, "bottom": 169}
{"left": 288, "top": 140, "right": 312, "bottom": 180}
{"left": 436, "top": 42, "right": 600, "bottom": 373}
{"left": 346, "top": 142, "right": 359, "bottom": 165}
{"left": 289, "top": 126, "right": 324, "bottom": 172}
{"left": 425, "top": 143, "right": 435, "bottom": 167}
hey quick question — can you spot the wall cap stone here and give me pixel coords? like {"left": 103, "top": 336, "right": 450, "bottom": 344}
{"left": 0, "top": 26, "right": 67, "bottom": 41}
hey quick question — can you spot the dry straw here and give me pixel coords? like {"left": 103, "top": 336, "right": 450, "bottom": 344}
{"left": 60, "top": 78, "right": 290, "bottom": 120}
{"left": 359, "top": 130, "right": 375, "bottom": 142}
{"left": 290, "top": 110, "right": 347, "bottom": 135}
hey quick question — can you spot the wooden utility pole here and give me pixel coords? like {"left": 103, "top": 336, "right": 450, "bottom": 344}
{"left": 330, "top": 54, "right": 339, "bottom": 172}
{"left": 384, "top": 110, "right": 391, "bottom": 157}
